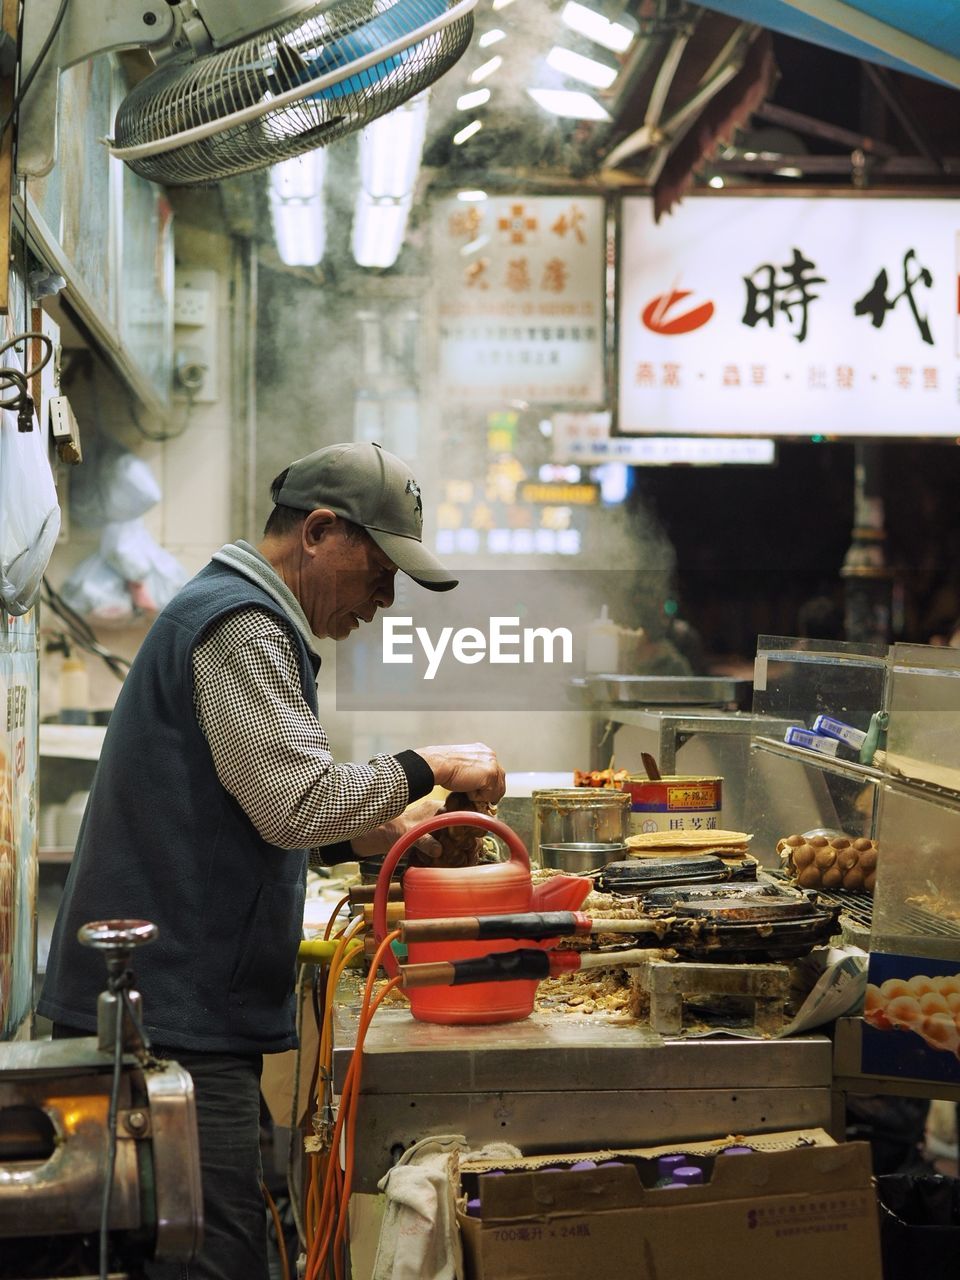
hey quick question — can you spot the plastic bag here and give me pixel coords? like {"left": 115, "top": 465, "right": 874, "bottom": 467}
{"left": 100, "top": 519, "right": 155, "bottom": 581}
{"left": 60, "top": 553, "right": 135, "bottom": 623}
{"left": 0, "top": 396, "right": 61, "bottom": 614}
{"left": 127, "top": 536, "right": 188, "bottom": 614}
{"left": 69, "top": 445, "right": 161, "bottom": 526}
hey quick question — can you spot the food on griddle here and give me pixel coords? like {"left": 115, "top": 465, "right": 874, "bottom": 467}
{"left": 777, "top": 832, "right": 879, "bottom": 892}
{"left": 625, "top": 830, "right": 752, "bottom": 858}
{"left": 864, "top": 971, "right": 960, "bottom": 1060}
{"left": 573, "top": 767, "right": 630, "bottom": 789}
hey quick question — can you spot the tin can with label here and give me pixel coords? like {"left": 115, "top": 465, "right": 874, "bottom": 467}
{"left": 624, "top": 775, "right": 722, "bottom": 835}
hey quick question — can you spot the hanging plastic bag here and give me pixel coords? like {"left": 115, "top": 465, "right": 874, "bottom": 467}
{"left": 60, "top": 553, "right": 134, "bottom": 624}
{"left": 0, "top": 397, "right": 61, "bottom": 614}
{"left": 127, "top": 537, "right": 189, "bottom": 614}
{"left": 69, "top": 444, "right": 161, "bottom": 527}
{"left": 100, "top": 519, "right": 155, "bottom": 581}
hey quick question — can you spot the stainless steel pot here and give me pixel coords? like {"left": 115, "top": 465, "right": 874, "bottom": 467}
{"left": 537, "top": 841, "right": 628, "bottom": 874}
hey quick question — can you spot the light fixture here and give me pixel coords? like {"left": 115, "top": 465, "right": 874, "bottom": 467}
{"left": 708, "top": 174, "right": 725, "bottom": 189}
{"left": 560, "top": 2, "right": 635, "bottom": 53}
{"left": 457, "top": 189, "right": 487, "bottom": 201}
{"left": 774, "top": 166, "right": 804, "bottom": 178}
{"left": 456, "top": 87, "right": 490, "bottom": 110}
{"left": 491, "top": 0, "right": 516, "bottom": 9}
{"left": 453, "top": 119, "right": 483, "bottom": 144}
{"left": 352, "top": 190, "right": 414, "bottom": 270}
{"left": 469, "top": 54, "right": 503, "bottom": 83}
{"left": 358, "top": 92, "right": 429, "bottom": 201}
{"left": 546, "top": 46, "right": 618, "bottom": 89}
{"left": 478, "top": 28, "right": 506, "bottom": 47}
{"left": 526, "top": 88, "right": 611, "bottom": 121}
{"left": 352, "top": 93, "right": 429, "bottom": 269}
{"left": 268, "top": 151, "right": 327, "bottom": 266}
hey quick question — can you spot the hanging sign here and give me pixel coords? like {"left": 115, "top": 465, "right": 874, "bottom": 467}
{"left": 618, "top": 195, "right": 960, "bottom": 438}
{"left": 433, "top": 194, "right": 606, "bottom": 405}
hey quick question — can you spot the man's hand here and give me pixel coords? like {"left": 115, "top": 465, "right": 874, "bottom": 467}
{"left": 348, "top": 795, "right": 445, "bottom": 861}
{"left": 413, "top": 742, "right": 506, "bottom": 806}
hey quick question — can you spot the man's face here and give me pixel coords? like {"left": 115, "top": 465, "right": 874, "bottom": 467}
{"left": 304, "top": 518, "right": 397, "bottom": 640}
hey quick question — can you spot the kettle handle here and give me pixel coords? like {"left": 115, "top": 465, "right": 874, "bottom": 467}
{"left": 372, "top": 811, "right": 529, "bottom": 978}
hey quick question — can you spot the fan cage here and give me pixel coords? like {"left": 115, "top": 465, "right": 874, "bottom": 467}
{"left": 113, "top": 0, "right": 474, "bottom": 185}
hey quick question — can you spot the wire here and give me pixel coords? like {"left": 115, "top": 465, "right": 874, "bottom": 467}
{"left": 263, "top": 1180, "right": 291, "bottom": 1280}
{"left": 0, "top": 330, "right": 54, "bottom": 429}
{"left": 41, "top": 578, "right": 131, "bottom": 681}
{"left": 303, "top": 929, "right": 401, "bottom": 1280}
{"left": 0, "top": 0, "right": 70, "bottom": 141}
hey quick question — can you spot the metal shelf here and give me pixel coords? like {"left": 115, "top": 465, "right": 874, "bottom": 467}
{"left": 753, "top": 735, "right": 960, "bottom": 813}
{"left": 752, "top": 736, "right": 885, "bottom": 786}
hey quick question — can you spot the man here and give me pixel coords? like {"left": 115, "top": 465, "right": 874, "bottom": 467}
{"left": 38, "top": 441, "right": 505, "bottom": 1279}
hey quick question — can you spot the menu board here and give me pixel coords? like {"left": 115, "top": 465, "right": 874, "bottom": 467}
{"left": 618, "top": 195, "right": 960, "bottom": 438}
{"left": 433, "top": 194, "right": 607, "bottom": 406}
{"left": 0, "top": 608, "right": 38, "bottom": 1039}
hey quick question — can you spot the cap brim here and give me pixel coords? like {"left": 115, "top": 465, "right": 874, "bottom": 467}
{"left": 367, "top": 528, "right": 458, "bottom": 592}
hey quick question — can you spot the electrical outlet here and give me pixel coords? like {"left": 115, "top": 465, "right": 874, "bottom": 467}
{"left": 173, "top": 268, "right": 218, "bottom": 403}
{"left": 174, "top": 286, "right": 212, "bottom": 327}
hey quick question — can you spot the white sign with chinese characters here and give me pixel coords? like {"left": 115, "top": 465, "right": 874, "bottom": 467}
{"left": 618, "top": 195, "right": 960, "bottom": 437}
{"left": 433, "top": 195, "right": 606, "bottom": 405}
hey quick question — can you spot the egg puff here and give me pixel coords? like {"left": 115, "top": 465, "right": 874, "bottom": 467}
{"left": 918, "top": 992, "right": 950, "bottom": 1016}
{"left": 906, "top": 974, "right": 937, "bottom": 997}
{"left": 879, "top": 978, "right": 912, "bottom": 1000}
{"left": 885, "top": 995, "right": 923, "bottom": 1027}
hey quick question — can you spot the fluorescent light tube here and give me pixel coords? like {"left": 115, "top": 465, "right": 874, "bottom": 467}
{"left": 269, "top": 152, "right": 327, "bottom": 266}
{"left": 561, "top": 2, "right": 634, "bottom": 53}
{"left": 358, "top": 93, "right": 429, "bottom": 200}
{"left": 478, "top": 28, "right": 506, "bottom": 47}
{"left": 470, "top": 55, "right": 503, "bottom": 83}
{"left": 456, "top": 87, "right": 490, "bottom": 110}
{"left": 527, "top": 88, "right": 611, "bottom": 121}
{"left": 547, "top": 45, "right": 618, "bottom": 89}
{"left": 352, "top": 191, "right": 413, "bottom": 269}
{"left": 453, "top": 119, "right": 483, "bottom": 144}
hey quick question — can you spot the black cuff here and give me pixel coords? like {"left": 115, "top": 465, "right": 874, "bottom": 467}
{"left": 395, "top": 749, "right": 436, "bottom": 802}
{"left": 312, "top": 840, "right": 357, "bottom": 867}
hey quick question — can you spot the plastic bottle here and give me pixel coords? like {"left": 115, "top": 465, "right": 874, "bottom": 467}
{"left": 58, "top": 654, "right": 92, "bottom": 725}
{"left": 718, "top": 1145, "right": 753, "bottom": 1156}
{"left": 665, "top": 1165, "right": 704, "bottom": 1187}
{"left": 585, "top": 604, "right": 620, "bottom": 674}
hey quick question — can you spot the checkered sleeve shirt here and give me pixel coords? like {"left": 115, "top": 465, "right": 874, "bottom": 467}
{"left": 192, "top": 607, "right": 433, "bottom": 863}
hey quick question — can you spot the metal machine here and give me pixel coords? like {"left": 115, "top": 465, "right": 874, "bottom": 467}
{"left": 0, "top": 921, "right": 202, "bottom": 1279}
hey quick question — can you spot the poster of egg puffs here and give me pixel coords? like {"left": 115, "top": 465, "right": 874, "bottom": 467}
{"left": 862, "top": 953, "right": 960, "bottom": 1085}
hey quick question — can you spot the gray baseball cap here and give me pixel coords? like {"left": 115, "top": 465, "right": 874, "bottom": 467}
{"left": 271, "top": 441, "right": 457, "bottom": 591}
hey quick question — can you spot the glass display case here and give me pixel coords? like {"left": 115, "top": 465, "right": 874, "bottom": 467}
{"left": 746, "top": 636, "right": 888, "bottom": 866}
{"left": 746, "top": 636, "right": 960, "bottom": 1092}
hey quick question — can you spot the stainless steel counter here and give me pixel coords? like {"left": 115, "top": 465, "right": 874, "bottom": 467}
{"left": 332, "top": 997, "right": 834, "bottom": 1192}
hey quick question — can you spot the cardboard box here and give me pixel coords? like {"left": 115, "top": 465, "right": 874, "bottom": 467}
{"left": 459, "top": 1129, "right": 882, "bottom": 1280}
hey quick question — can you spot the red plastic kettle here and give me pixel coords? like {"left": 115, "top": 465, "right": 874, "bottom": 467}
{"left": 372, "top": 811, "right": 592, "bottom": 1025}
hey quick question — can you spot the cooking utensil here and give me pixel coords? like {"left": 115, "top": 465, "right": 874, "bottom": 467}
{"left": 640, "top": 752, "right": 661, "bottom": 781}
{"left": 538, "top": 841, "right": 628, "bottom": 873}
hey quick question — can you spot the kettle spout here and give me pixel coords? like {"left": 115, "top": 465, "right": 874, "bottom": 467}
{"left": 531, "top": 874, "right": 593, "bottom": 914}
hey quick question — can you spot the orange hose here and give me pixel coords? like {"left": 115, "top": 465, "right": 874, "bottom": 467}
{"left": 305, "top": 930, "right": 400, "bottom": 1280}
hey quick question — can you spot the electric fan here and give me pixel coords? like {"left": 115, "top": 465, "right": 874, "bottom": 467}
{"left": 111, "top": 0, "right": 478, "bottom": 185}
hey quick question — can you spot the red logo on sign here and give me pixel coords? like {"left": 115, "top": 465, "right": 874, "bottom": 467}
{"left": 642, "top": 289, "right": 715, "bottom": 334}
